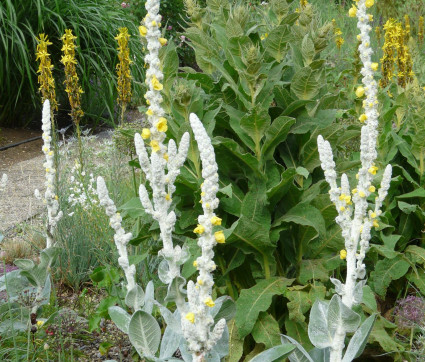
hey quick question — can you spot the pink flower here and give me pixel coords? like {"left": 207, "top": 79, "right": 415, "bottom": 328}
{"left": 180, "top": 35, "right": 186, "bottom": 41}
{"left": 121, "top": 2, "right": 129, "bottom": 8}
{"left": 167, "top": 26, "right": 173, "bottom": 30}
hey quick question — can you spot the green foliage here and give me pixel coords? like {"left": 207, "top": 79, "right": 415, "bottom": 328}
{"left": 0, "top": 0, "right": 144, "bottom": 127}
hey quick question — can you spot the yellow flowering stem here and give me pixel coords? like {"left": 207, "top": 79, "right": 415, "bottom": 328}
{"left": 115, "top": 27, "right": 132, "bottom": 125}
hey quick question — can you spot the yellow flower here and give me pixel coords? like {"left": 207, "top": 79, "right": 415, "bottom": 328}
{"left": 368, "top": 185, "right": 376, "bottom": 192}
{"left": 204, "top": 297, "right": 215, "bottom": 307}
{"left": 352, "top": 188, "right": 358, "bottom": 194}
{"left": 214, "top": 230, "right": 225, "bottom": 244}
{"left": 156, "top": 117, "right": 168, "bottom": 132}
{"left": 55, "top": 195, "right": 59, "bottom": 200}
{"left": 357, "top": 34, "right": 362, "bottom": 41}
{"left": 139, "top": 26, "right": 147, "bottom": 37}
{"left": 348, "top": 6, "right": 357, "bottom": 17}
{"left": 141, "top": 128, "right": 151, "bottom": 139}
{"left": 150, "top": 140, "right": 160, "bottom": 152}
{"left": 340, "top": 206, "right": 346, "bottom": 212}
{"left": 146, "top": 108, "right": 154, "bottom": 116}
{"left": 371, "top": 62, "right": 379, "bottom": 71}
{"left": 370, "top": 212, "right": 377, "bottom": 218}
{"left": 369, "top": 14, "right": 373, "bottom": 22}
{"left": 340, "top": 249, "right": 347, "bottom": 260}
{"left": 163, "top": 153, "right": 169, "bottom": 161}
{"left": 373, "top": 220, "right": 379, "bottom": 228}
{"left": 193, "top": 260, "right": 198, "bottom": 267}
{"left": 159, "top": 38, "right": 168, "bottom": 46}
{"left": 165, "top": 194, "right": 171, "bottom": 201}
{"left": 365, "top": 0, "right": 374, "bottom": 8}
{"left": 211, "top": 216, "right": 222, "bottom": 226}
{"left": 151, "top": 20, "right": 157, "bottom": 27}
{"left": 368, "top": 165, "right": 378, "bottom": 175}
{"left": 194, "top": 224, "right": 205, "bottom": 234}
{"left": 197, "top": 278, "right": 204, "bottom": 285}
{"left": 185, "top": 312, "right": 195, "bottom": 323}
{"left": 151, "top": 76, "right": 163, "bottom": 91}
{"left": 355, "top": 86, "right": 365, "bottom": 97}
{"left": 359, "top": 114, "right": 368, "bottom": 122}
{"left": 37, "top": 320, "right": 44, "bottom": 328}
{"left": 359, "top": 190, "right": 366, "bottom": 198}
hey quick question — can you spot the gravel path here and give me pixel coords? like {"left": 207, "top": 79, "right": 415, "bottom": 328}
{"left": 0, "top": 155, "right": 45, "bottom": 234}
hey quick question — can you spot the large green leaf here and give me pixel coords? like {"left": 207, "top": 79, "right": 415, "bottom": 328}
{"left": 227, "top": 319, "right": 244, "bottom": 362}
{"left": 252, "top": 312, "right": 281, "bottom": 349}
{"left": 264, "top": 25, "right": 292, "bottom": 62}
{"left": 290, "top": 67, "right": 319, "bottom": 100}
{"left": 370, "top": 255, "right": 410, "bottom": 297}
{"left": 262, "top": 116, "right": 296, "bottom": 161}
{"left": 240, "top": 106, "right": 271, "bottom": 153}
{"left": 267, "top": 168, "right": 296, "bottom": 207}
{"left": 128, "top": 310, "right": 161, "bottom": 358}
{"left": 235, "top": 277, "right": 294, "bottom": 338}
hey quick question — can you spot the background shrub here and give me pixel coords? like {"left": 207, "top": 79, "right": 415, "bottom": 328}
{"left": 0, "top": 0, "right": 145, "bottom": 128}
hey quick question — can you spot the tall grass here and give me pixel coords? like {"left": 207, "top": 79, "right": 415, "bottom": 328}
{"left": 0, "top": 0, "right": 145, "bottom": 127}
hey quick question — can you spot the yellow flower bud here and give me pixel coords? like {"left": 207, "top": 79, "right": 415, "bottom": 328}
{"left": 151, "top": 20, "right": 157, "bottom": 26}
{"left": 204, "top": 297, "right": 215, "bottom": 307}
{"left": 339, "top": 194, "right": 346, "bottom": 200}
{"left": 359, "top": 191, "right": 366, "bottom": 197}
{"left": 365, "top": 0, "right": 374, "bottom": 8}
{"left": 193, "top": 260, "right": 198, "bottom": 267}
{"left": 197, "top": 278, "right": 204, "bottom": 285}
{"left": 159, "top": 38, "right": 168, "bottom": 46}
{"left": 165, "top": 194, "right": 171, "bottom": 201}
{"left": 369, "top": 14, "right": 373, "bottom": 22}
{"left": 194, "top": 224, "right": 205, "bottom": 234}
{"left": 139, "top": 26, "right": 147, "bottom": 37}
{"left": 340, "top": 249, "right": 347, "bottom": 260}
{"left": 150, "top": 140, "right": 160, "bottom": 152}
{"left": 357, "top": 35, "right": 361, "bottom": 41}
{"left": 214, "top": 230, "right": 225, "bottom": 244}
{"left": 163, "top": 153, "right": 169, "bottom": 161}
{"left": 156, "top": 117, "right": 168, "bottom": 132}
{"left": 146, "top": 108, "right": 154, "bottom": 116}
{"left": 348, "top": 6, "right": 357, "bottom": 17}
{"left": 211, "top": 216, "right": 222, "bottom": 226}
{"left": 185, "top": 312, "right": 195, "bottom": 323}
{"left": 359, "top": 114, "right": 368, "bottom": 123}
{"left": 356, "top": 86, "right": 365, "bottom": 98}
{"left": 368, "top": 166, "right": 378, "bottom": 175}
{"left": 352, "top": 188, "right": 358, "bottom": 194}
{"left": 370, "top": 212, "right": 377, "bottom": 218}
{"left": 368, "top": 185, "right": 376, "bottom": 192}
{"left": 373, "top": 220, "right": 379, "bottom": 228}
{"left": 141, "top": 128, "right": 151, "bottom": 139}
{"left": 340, "top": 206, "right": 346, "bottom": 212}
{"left": 151, "top": 75, "right": 163, "bottom": 91}
{"left": 371, "top": 62, "right": 379, "bottom": 71}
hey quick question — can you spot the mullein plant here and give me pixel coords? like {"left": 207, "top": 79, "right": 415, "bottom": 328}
{"left": 316, "top": 0, "right": 392, "bottom": 360}
{"left": 115, "top": 27, "right": 132, "bottom": 125}
{"left": 264, "top": 1, "right": 392, "bottom": 361}
{"left": 61, "top": 29, "right": 84, "bottom": 168}
{"left": 95, "top": 0, "right": 229, "bottom": 360}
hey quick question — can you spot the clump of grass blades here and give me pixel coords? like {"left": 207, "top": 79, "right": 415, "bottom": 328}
{"left": 0, "top": 0, "right": 145, "bottom": 127}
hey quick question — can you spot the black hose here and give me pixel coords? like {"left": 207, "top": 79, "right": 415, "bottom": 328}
{"left": 0, "top": 136, "right": 42, "bottom": 151}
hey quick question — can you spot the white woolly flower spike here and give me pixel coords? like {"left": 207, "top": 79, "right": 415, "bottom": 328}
{"left": 41, "top": 100, "right": 62, "bottom": 248}
{"left": 318, "top": 0, "right": 392, "bottom": 310}
{"left": 181, "top": 113, "right": 225, "bottom": 360}
{"left": 96, "top": 176, "right": 136, "bottom": 291}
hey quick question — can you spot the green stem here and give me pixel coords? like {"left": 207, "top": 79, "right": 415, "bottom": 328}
{"left": 263, "top": 255, "right": 271, "bottom": 279}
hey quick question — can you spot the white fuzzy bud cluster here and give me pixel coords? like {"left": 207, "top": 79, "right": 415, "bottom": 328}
{"left": 182, "top": 114, "right": 225, "bottom": 359}
{"left": 97, "top": 176, "right": 136, "bottom": 291}
{"left": 317, "top": 0, "right": 392, "bottom": 309}
{"left": 40, "top": 100, "right": 62, "bottom": 248}
{"left": 0, "top": 174, "right": 7, "bottom": 192}
{"left": 143, "top": 0, "right": 167, "bottom": 154}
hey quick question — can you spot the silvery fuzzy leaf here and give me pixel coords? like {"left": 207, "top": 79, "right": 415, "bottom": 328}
{"left": 154, "top": 301, "right": 181, "bottom": 332}
{"left": 13, "top": 259, "right": 35, "bottom": 271}
{"left": 330, "top": 278, "right": 345, "bottom": 296}
{"left": 250, "top": 344, "right": 296, "bottom": 362}
{"left": 39, "top": 274, "right": 51, "bottom": 306}
{"left": 213, "top": 323, "right": 229, "bottom": 358}
{"left": 353, "top": 280, "right": 367, "bottom": 305}
{"left": 342, "top": 314, "right": 377, "bottom": 362}
{"left": 143, "top": 281, "right": 155, "bottom": 314}
{"left": 281, "top": 334, "right": 313, "bottom": 362}
{"left": 128, "top": 310, "right": 161, "bottom": 358}
{"left": 178, "top": 338, "right": 192, "bottom": 362}
{"left": 308, "top": 299, "right": 331, "bottom": 348}
{"left": 108, "top": 306, "right": 131, "bottom": 334}
{"left": 164, "top": 276, "right": 187, "bottom": 303}
{"left": 308, "top": 347, "right": 330, "bottom": 362}
{"left": 125, "top": 284, "right": 145, "bottom": 311}
{"left": 159, "top": 325, "right": 180, "bottom": 359}
{"left": 178, "top": 243, "right": 191, "bottom": 265}
{"left": 210, "top": 296, "right": 235, "bottom": 322}
{"left": 327, "top": 295, "right": 361, "bottom": 337}
{"left": 158, "top": 260, "right": 172, "bottom": 284}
